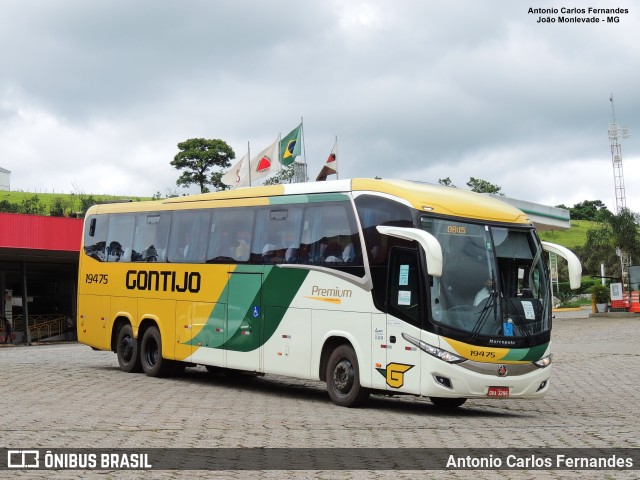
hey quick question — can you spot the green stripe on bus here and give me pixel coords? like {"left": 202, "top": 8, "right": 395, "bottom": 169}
{"left": 188, "top": 266, "right": 309, "bottom": 352}
{"left": 269, "top": 193, "right": 348, "bottom": 205}
{"left": 502, "top": 343, "right": 549, "bottom": 361}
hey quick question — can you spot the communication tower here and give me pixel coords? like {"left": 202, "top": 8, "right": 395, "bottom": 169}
{"left": 608, "top": 95, "right": 631, "bottom": 281}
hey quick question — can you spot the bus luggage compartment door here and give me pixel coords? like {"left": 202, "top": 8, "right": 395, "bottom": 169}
{"left": 225, "top": 272, "right": 263, "bottom": 372}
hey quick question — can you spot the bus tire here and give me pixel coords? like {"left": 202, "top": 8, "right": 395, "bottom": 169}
{"left": 116, "top": 324, "right": 142, "bottom": 373}
{"left": 429, "top": 397, "right": 467, "bottom": 408}
{"left": 140, "top": 326, "right": 172, "bottom": 377}
{"left": 326, "top": 344, "right": 370, "bottom": 407}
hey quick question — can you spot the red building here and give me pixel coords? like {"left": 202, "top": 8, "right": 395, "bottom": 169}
{"left": 0, "top": 213, "right": 83, "bottom": 343}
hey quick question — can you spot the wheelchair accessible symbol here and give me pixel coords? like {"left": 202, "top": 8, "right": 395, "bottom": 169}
{"left": 253, "top": 306, "right": 260, "bottom": 318}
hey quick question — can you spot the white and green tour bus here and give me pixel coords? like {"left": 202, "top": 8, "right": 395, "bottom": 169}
{"left": 78, "top": 178, "right": 581, "bottom": 408}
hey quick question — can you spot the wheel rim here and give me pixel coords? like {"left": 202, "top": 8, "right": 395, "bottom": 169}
{"left": 120, "top": 335, "right": 134, "bottom": 363}
{"left": 333, "top": 359, "right": 354, "bottom": 394}
{"left": 144, "top": 337, "right": 158, "bottom": 368}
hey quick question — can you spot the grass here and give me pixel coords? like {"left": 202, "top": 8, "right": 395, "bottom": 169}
{"left": 0, "top": 190, "right": 152, "bottom": 214}
{"left": 538, "top": 220, "right": 596, "bottom": 249}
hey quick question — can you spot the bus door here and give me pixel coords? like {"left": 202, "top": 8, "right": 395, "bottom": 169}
{"left": 383, "top": 247, "right": 422, "bottom": 395}
{"left": 225, "top": 272, "right": 263, "bottom": 372}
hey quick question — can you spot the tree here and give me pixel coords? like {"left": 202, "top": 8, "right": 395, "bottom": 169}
{"left": 49, "top": 197, "right": 69, "bottom": 217}
{"left": 577, "top": 207, "right": 640, "bottom": 277}
{"left": 171, "top": 138, "right": 235, "bottom": 193}
{"left": 20, "top": 195, "right": 46, "bottom": 215}
{"left": 264, "top": 164, "right": 296, "bottom": 186}
{"left": 609, "top": 208, "right": 640, "bottom": 262}
{"left": 570, "top": 200, "right": 611, "bottom": 221}
{"left": 438, "top": 177, "right": 456, "bottom": 187}
{"left": 0, "top": 200, "right": 18, "bottom": 213}
{"left": 466, "top": 177, "right": 503, "bottom": 195}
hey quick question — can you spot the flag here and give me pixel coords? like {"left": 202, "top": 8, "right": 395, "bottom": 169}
{"left": 315, "top": 141, "right": 338, "bottom": 181}
{"left": 250, "top": 137, "right": 279, "bottom": 182}
{"left": 279, "top": 123, "right": 302, "bottom": 166}
{"left": 221, "top": 152, "right": 250, "bottom": 189}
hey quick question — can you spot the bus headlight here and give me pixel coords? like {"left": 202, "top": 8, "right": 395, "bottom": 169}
{"left": 402, "top": 333, "right": 466, "bottom": 364}
{"left": 534, "top": 354, "right": 553, "bottom": 368}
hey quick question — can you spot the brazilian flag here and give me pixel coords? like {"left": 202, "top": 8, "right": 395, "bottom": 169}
{"left": 279, "top": 124, "right": 302, "bottom": 166}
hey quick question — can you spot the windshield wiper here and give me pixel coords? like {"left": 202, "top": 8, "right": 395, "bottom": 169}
{"left": 469, "top": 290, "right": 499, "bottom": 342}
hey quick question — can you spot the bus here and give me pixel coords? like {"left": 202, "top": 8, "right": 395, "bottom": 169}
{"left": 77, "top": 178, "right": 581, "bottom": 408}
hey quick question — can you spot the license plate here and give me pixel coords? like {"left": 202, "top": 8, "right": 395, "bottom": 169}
{"left": 487, "top": 386, "right": 510, "bottom": 397}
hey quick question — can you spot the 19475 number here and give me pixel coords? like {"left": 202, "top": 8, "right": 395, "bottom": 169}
{"left": 86, "top": 274, "right": 109, "bottom": 285}
{"left": 470, "top": 350, "right": 496, "bottom": 359}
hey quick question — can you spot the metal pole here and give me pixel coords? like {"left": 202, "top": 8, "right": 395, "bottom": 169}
{"left": 22, "top": 260, "right": 31, "bottom": 345}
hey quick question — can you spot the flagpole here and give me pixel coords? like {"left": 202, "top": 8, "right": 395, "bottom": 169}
{"left": 247, "top": 141, "right": 252, "bottom": 187}
{"left": 335, "top": 136, "right": 339, "bottom": 180}
{"left": 278, "top": 133, "right": 282, "bottom": 173}
{"left": 301, "top": 116, "right": 307, "bottom": 182}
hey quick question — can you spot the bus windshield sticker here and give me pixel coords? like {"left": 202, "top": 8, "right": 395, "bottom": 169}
{"left": 398, "top": 290, "right": 411, "bottom": 306}
{"left": 522, "top": 301, "right": 535, "bottom": 320}
{"left": 399, "top": 265, "right": 409, "bottom": 285}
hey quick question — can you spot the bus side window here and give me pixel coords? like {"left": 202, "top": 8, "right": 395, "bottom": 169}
{"left": 252, "top": 207, "right": 302, "bottom": 264}
{"left": 167, "top": 210, "right": 210, "bottom": 263}
{"left": 105, "top": 214, "right": 135, "bottom": 262}
{"left": 387, "top": 247, "right": 421, "bottom": 327}
{"left": 301, "top": 202, "right": 362, "bottom": 268}
{"left": 83, "top": 214, "right": 108, "bottom": 261}
{"left": 131, "top": 212, "right": 171, "bottom": 262}
{"left": 207, "top": 208, "right": 255, "bottom": 263}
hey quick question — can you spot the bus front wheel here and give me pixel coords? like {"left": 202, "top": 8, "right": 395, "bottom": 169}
{"left": 326, "top": 345, "right": 370, "bottom": 407}
{"left": 116, "top": 324, "right": 141, "bottom": 373}
{"left": 140, "top": 326, "right": 172, "bottom": 377}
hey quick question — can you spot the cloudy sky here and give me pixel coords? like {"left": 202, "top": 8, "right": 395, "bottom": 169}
{"left": 1, "top": 0, "right": 638, "bottom": 211}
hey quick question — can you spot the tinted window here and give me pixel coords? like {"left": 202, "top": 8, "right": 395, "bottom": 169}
{"left": 300, "top": 202, "right": 362, "bottom": 267}
{"left": 83, "top": 214, "right": 108, "bottom": 261}
{"left": 354, "top": 195, "right": 413, "bottom": 266}
{"left": 131, "top": 212, "right": 171, "bottom": 262}
{"left": 388, "top": 248, "right": 421, "bottom": 327}
{"left": 252, "top": 207, "right": 303, "bottom": 264}
{"left": 105, "top": 214, "right": 135, "bottom": 262}
{"left": 168, "top": 210, "right": 211, "bottom": 263}
{"left": 207, "top": 208, "right": 255, "bottom": 263}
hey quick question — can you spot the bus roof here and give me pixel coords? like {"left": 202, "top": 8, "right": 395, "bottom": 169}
{"left": 87, "top": 178, "right": 530, "bottom": 225}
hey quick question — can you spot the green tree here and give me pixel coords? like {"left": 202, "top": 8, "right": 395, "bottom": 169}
{"left": 264, "top": 164, "right": 296, "bottom": 186}
{"left": 577, "top": 207, "right": 640, "bottom": 277}
{"left": 570, "top": 200, "right": 610, "bottom": 221}
{"left": 609, "top": 208, "right": 640, "bottom": 270}
{"left": 19, "top": 195, "right": 46, "bottom": 215}
{"left": 0, "top": 200, "right": 18, "bottom": 213}
{"left": 79, "top": 195, "right": 98, "bottom": 215}
{"left": 438, "top": 177, "right": 456, "bottom": 187}
{"left": 171, "top": 138, "right": 235, "bottom": 193}
{"left": 49, "top": 197, "right": 68, "bottom": 217}
{"left": 466, "top": 177, "right": 503, "bottom": 195}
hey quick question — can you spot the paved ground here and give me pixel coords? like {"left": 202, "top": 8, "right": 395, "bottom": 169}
{"left": 1, "top": 307, "right": 639, "bottom": 479}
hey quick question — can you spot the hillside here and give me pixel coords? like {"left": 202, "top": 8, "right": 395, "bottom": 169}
{"left": 0, "top": 190, "right": 152, "bottom": 215}
{"left": 538, "top": 220, "right": 594, "bottom": 249}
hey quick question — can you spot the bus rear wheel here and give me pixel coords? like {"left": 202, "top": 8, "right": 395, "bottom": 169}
{"left": 429, "top": 397, "right": 467, "bottom": 408}
{"left": 326, "top": 345, "right": 370, "bottom": 407}
{"left": 116, "top": 324, "right": 141, "bottom": 373}
{"left": 140, "top": 326, "right": 172, "bottom": 377}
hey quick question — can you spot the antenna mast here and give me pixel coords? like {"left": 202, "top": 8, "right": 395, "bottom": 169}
{"left": 609, "top": 94, "right": 630, "bottom": 212}
{"left": 608, "top": 94, "right": 632, "bottom": 282}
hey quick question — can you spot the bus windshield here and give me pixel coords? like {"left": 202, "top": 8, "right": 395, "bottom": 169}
{"left": 420, "top": 217, "right": 551, "bottom": 340}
